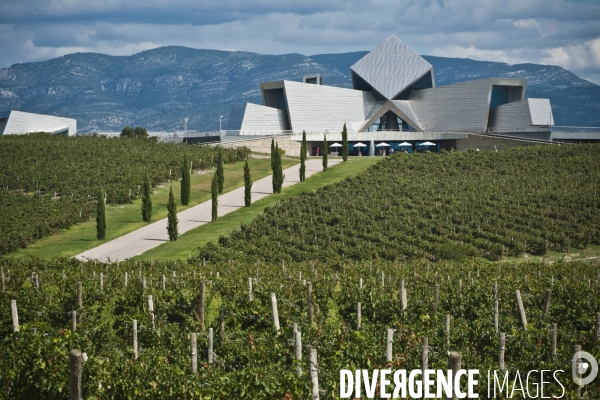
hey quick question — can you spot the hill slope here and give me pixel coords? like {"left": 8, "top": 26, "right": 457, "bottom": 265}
{"left": 0, "top": 47, "right": 598, "bottom": 132}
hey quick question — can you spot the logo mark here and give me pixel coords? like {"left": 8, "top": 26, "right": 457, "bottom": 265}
{"left": 572, "top": 351, "right": 598, "bottom": 386}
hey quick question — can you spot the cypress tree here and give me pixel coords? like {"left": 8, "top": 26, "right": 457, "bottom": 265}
{"left": 96, "top": 187, "right": 106, "bottom": 240}
{"left": 270, "top": 139, "right": 275, "bottom": 171}
{"left": 211, "top": 172, "right": 218, "bottom": 222}
{"left": 272, "top": 143, "right": 284, "bottom": 193}
{"left": 181, "top": 154, "right": 191, "bottom": 206}
{"left": 244, "top": 159, "right": 252, "bottom": 207}
{"left": 216, "top": 148, "right": 224, "bottom": 194}
{"left": 167, "top": 186, "right": 178, "bottom": 241}
{"left": 342, "top": 123, "right": 348, "bottom": 162}
{"left": 322, "top": 134, "right": 328, "bottom": 171}
{"left": 300, "top": 130, "right": 306, "bottom": 182}
{"left": 141, "top": 170, "right": 153, "bottom": 222}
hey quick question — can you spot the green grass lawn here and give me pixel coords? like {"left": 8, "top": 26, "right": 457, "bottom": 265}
{"left": 6, "top": 157, "right": 297, "bottom": 260}
{"left": 133, "top": 157, "right": 380, "bottom": 262}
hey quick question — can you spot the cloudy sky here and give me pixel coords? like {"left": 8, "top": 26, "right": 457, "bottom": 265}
{"left": 1, "top": 0, "right": 599, "bottom": 83}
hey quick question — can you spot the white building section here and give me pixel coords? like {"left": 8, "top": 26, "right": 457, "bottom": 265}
{"left": 0, "top": 110, "right": 77, "bottom": 136}
{"left": 528, "top": 98, "right": 554, "bottom": 126}
{"left": 283, "top": 80, "right": 376, "bottom": 132}
{"left": 239, "top": 103, "right": 287, "bottom": 133}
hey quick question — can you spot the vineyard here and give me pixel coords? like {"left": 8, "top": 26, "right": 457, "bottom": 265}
{"left": 0, "top": 257, "right": 599, "bottom": 398}
{"left": 0, "top": 134, "right": 249, "bottom": 254}
{"left": 199, "top": 144, "right": 600, "bottom": 264}
{"left": 1, "top": 144, "right": 599, "bottom": 398}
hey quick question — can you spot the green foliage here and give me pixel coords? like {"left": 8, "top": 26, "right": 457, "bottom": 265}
{"left": 0, "top": 257, "right": 597, "bottom": 398}
{"left": 134, "top": 126, "right": 148, "bottom": 138}
{"left": 244, "top": 159, "right": 252, "bottom": 207}
{"left": 180, "top": 154, "right": 191, "bottom": 206}
{"left": 167, "top": 186, "right": 178, "bottom": 241}
{"left": 300, "top": 131, "right": 306, "bottom": 183}
{"left": 200, "top": 145, "right": 600, "bottom": 263}
{"left": 341, "top": 123, "right": 348, "bottom": 162}
{"left": 141, "top": 170, "right": 153, "bottom": 223}
{"left": 95, "top": 188, "right": 106, "bottom": 240}
{"left": 272, "top": 143, "right": 284, "bottom": 194}
{"left": 120, "top": 126, "right": 148, "bottom": 138}
{"left": 211, "top": 172, "right": 218, "bottom": 222}
{"left": 322, "top": 134, "right": 328, "bottom": 171}
{"left": 0, "top": 135, "right": 248, "bottom": 254}
{"left": 217, "top": 148, "right": 224, "bottom": 194}
{"left": 120, "top": 126, "right": 134, "bottom": 138}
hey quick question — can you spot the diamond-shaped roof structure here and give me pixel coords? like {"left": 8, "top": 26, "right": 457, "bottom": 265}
{"left": 350, "top": 35, "right": 434, "bottom": 100}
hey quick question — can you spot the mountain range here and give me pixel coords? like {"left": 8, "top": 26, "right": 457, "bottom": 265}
{"left": 0, "top": 46, "right": 598, "bottom": 132}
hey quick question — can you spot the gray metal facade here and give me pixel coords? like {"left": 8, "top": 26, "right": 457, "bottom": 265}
{"left": 350, "top": 35, "right": 434, "bottom": 100}
{"left": 409, "top": 78, "right": 527, "bottom": 132}
{"left": 488, "top": 98, "right": 554, "bottom": 131}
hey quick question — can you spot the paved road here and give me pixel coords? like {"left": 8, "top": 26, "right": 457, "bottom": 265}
{"left": 75, "top": 159, "right": 341, "bottom": 262}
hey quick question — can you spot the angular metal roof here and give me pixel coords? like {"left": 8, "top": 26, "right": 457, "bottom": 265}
{"left": 359, "top": 100, "right": 423, "bottom": 132}
{"left": 350, "top": 35, "right": 434, "bottom": 100}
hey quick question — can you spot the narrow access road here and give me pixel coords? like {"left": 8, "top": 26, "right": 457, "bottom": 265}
{"left": 75, "top": 158, "right": 341, "bottom": 262}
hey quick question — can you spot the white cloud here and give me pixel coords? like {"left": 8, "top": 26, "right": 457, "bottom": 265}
{"left": 430, "top": 44, "right": 525, "bottom": 64}
{"left": 541, "top": 37, "right": 600, "bottom": 71}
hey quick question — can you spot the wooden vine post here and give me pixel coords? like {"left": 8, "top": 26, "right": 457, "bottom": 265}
{"left": 190, "top": 333, "right": 197, "bottom": 373}
{"left": 71, "top": 311, "right": 77, "bottom": 332}
{"left": 433, "top": 285, "right": 439, "bottom": 314}
{"left": 248, "top": 277, "right": 253, "bottom": 302}
{"left": 498, "top": 333, "right": 505, "bottom": 370}
{"left": 307, "top": 282, "right": 314, "bottom": 325}
{"left": 69, "top": 349, "right": 83, "bottom": 400}
{"left": 386, "top": 328, "right": 393, "bottom": 363}
{"left": 11, "top": 300, "right": 19, "bottom": 332}
{"left": 515, "top": 290, "right": 527, "bottom": 329}
{"left": 310, "top": 348, "right": 320, "bottom": 400}
{"left": 542, "top": 289, "right": 551, "bottom": 318}
{"left": 295, "top": 331, "right": 302, "bottom": 377}
{"left": 448, "top": 352, "right": 462, "bottom": 400}
{"left": 199, "top": 281, "right": 205, "bottom": 331}
{"left": 208, "top": 328, "right": 214, "bottom": 364}
{"left": 271, "top": 293, "right": 280, "bottom": 333}
{"left": 133, "top": 320, "right": 138, "bottom": 360}
{"left": 401, "top": 280, "right": 407, "bottom": 311}
{"left": 77, "top": 282, "right": 83, "bottom": 309}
